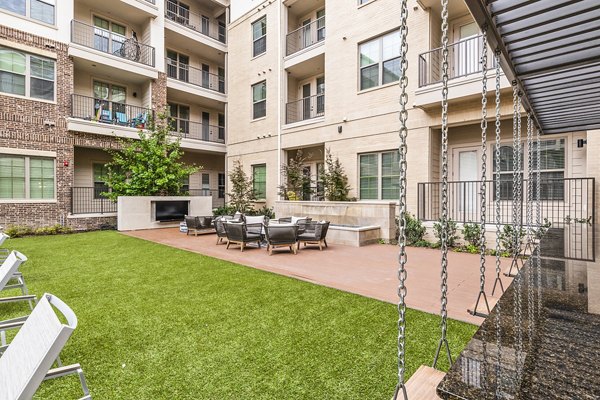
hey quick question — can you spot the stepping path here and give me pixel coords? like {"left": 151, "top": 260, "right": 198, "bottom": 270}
{"left": 126, "top": 228, "right": 513, "bottom": 325}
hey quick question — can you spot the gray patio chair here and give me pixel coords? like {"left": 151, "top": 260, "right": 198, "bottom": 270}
{"left": 297, "top": 221, "right": 330, "bottom": 251}
{"left": 265, "top": 224, "right": 298, "bottom": 255}
{"left": 223, "top": 222, "right": 262, "bottom": 252}
{"left": 185, "top": 216, "right": 201, "bottom": 236}
{"left": 213, "top": 217, "right": 228, "bottom": 244}
{"left": 244, "top": 215, "right": 266, "bottom": 236}
{"left": 0, "top": 293, "right": 92, "bottom": 400}
{"left": 277, "top": 217, "right": 292, "bottom": 223}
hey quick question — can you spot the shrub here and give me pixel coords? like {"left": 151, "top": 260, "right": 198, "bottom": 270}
{"left": 4, "top": 225, "right": 34, "bottom": 238}
{"left": 462, "top": 222, "right": 481, "bottom": 247}
{"left": 433, "top": 218, "right": 458, "bottom": 247}
{"left": 498, "top": 224, "right": 525, "bottom": 254}
{"left": 318, "top": 149, "right": 351, "bottom": 201}
{"left": 5, "top": 224, "right": 72, "bottom": 238}
{"left": 465, "top": 244, "right": 479, "bottom": 254}
{"left": 414, "top": 240, "right": 431, "bottom": 248}
{"left": 396, "top": 213, "right": 426, "bottom": 245}
{"left": 213, "top": 204, "right": 237, "bottom": 216}
{"left": 246, "top": 205, "right": 275, "bottom": 219}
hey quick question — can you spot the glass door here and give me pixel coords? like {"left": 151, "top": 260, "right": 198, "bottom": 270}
{"left": 455, "top": 22, "right": 480, "bottom": 77}
{"left": 316, "top": 77, "right": 325, "bottom": 115}
{"left": 316, "top": 9, "right": 325, "bottom": 41}
{"left": 302, "top": 83, "right": 311, "bottom": 120}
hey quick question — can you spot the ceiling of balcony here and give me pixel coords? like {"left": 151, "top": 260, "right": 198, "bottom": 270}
{"left": 465, "top": 0, "right": 600, "bottom": 135}
{"left": 284, "top": 0, "right": 325, "bottom": 18}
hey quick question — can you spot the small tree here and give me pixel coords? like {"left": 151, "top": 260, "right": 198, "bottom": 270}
{"left": 278, "top": 150, "right": 313, "bottom": 200}
{"left": 103, "top": 111, "right": 199, "bottom": 201}
{"left": 319, "top": 148, "right": 351, "bottom": 201}
{"left": 227, "top": 160, "right": 255, "bottom": 213}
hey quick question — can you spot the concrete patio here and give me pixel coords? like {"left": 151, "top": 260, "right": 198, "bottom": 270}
{"left": 126, "top": 228, "right": 513, "bottom": 325}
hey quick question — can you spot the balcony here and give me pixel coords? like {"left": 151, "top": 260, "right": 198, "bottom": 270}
{"left": 70, "top": 20, "right": 156, "bottom": 68}
{"left": 165, "top": 0, "right": 226, "bottom": 44}
{"left": 70, "top": 94, "right": 151, "bottom": 130}
{"left": 169, "top": 118, "right": 225, "bottom": 144}
{"left": 286, "top": 94, "right": 325, "bottom": 125}
{"left": 166, "top": 59, "right": 225, "bottom": 94}
{"left": 286, "top": 16, "right": 325, "bottom": 56}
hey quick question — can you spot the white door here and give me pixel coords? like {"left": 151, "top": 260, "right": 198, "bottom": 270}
{"left": 455, "top": 22, "right": 480, "bottom": 77}
{"left": 455, "top": 149, "right": 479, "bottom": 222}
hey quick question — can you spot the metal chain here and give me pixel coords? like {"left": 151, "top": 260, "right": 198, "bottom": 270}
{"left": 526, "top": 114, "right": 535, "bottom": 347}
{"left": 536, "top": 127, "right": 542, "bottom": 318}
{"left": 512, "top": 84, "right": 519, "bottom": 254}
{"left": 515, "top": 95, "right": 524, "bottom": 381}
{"left": 517, "top": 96, "right": 523, "bottom": 254}
{"left": 479, "top": 28, "right": 488, "bottom": 299}
{"left": 393, "top": 1, "right": 409, "bottom": 398}
{"left": 433, "top": 0, "right": 452, "bottom": 369}
{"left": 492, "top": 52, "right": 504, "bottom": 297}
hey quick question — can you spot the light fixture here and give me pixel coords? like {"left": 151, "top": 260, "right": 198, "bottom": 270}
{"left": 577, "top": 139, "right": 587, "bottom": 148}
{"left": 337, "top": 126, "right": 342, "bottom": 134}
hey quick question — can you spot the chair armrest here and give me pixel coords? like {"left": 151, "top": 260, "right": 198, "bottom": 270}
{"left": 0, "top": 320, "right": 25, "bottom": 331}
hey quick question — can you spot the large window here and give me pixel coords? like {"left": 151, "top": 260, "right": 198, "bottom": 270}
{"left": 359, "top": 151, "right": 399, "bottom": 200}
{"left": 359, "top": 30, "right": 400, "bottom": 90}
{"left": 218, "top": 172, "right": 225, "bottom": 198}
{"left": 93, "top": 163, "right": 109, "bottom": 199}
{"left": 532, "top": 139, "right": 565, "bottom": 201}
{"left": 252, "top": 164, "right": 266, "bottom": 200}
{"left": 0, "top": 47, "right": 55, "bottom": 100}
{"left": 492, "top": 144, "right": 523, "bottom": 201}
{"left": 93, "top": 16, "right": 126, "bottom": 55}
{"left": 0, "top": 154, "right": 54, "bottom": 200}
{"left": 0, "top": 0, "right": 55, "bottom": 25}
{"left": 168, "top": 102, "right": 190, "bottom": 136}
{"left": 252, "top": 16, "right": 267, "bottom": 57}
{"left": 252, "top": 81, "right": 266, "bottom": 119}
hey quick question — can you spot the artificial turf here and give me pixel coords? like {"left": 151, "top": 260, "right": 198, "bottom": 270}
{"left": 2, "top": 231, "right": 477, "bottom": 399}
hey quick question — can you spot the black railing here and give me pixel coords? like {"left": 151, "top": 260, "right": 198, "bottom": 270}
{"left": 165, "top": 0, "right": 226, "bottom": 43}
{"left": 170, "top": 119, "right": 225, "bottom": 143}
{"left": 418, "top": 35, "right": 495, "bottom": 87}
{"left": 71, "top": 20, "right": 156, "bottom": 67}
{"left": 286, "top": 16, "right": 325, "bottom": 56}
{"left": 417, "top": 178, "right": 595, "bottom": 226}
{"left": 71, "top": 187, "right": 117, "bottom": 215}
{"left": 286, "top": 94, "right": 325, "bottom": 124}
{"left": 71, "top": 94, "right": 152, "bottom": 128}
{"left": 165, "top": 58, "right": 225, "bottom": 93}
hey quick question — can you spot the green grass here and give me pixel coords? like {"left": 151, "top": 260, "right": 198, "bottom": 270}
{"left": 2, "top": 231, "right": 477, "bottom": 399}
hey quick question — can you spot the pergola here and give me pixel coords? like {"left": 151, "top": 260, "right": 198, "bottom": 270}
{"left": 463, "top": 0, "right": 600, "bottom": 135}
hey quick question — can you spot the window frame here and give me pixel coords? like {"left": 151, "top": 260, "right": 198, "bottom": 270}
{"left": 0, "top": 0, "right": 56, "bottom": 26}
{"left": 252, "top": 164, "right": 267, "bottom": 200}
{"left": 0, "top": 46, "right": 56, "bottom": 102}
{"left": 358, "top": 150, "right": 400, "bottom": 201}
{"left": 358, "top": 30, "right": 401, "bottom": 91}
{"left": 252, "top": 80, "right": 267, "bottom": 120}
{"left": 251, "top": 16, "right": 267, "bottom": 57}
{"left": 0, "top": 154, "right": 55, "bottom": 201}
{"left": 218, "top": 172, "right": 225, "bottom": 199}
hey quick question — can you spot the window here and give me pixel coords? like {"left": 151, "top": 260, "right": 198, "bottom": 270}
{"left": 93, "top": 163, "right": 109, "bottom": 199}
{"left": 492, "top": 144, "right": 523, "bottom": 201}
{"left": 218, "top": 172, "right": 225, "bottom": 198}
{"left": 93, "top": 80, "right": 126, "bottom": 122}
{"left": 0, "top": 0, "right": 55, "bottom": 25}
{"left": 218, "top": 113, "right": 225, "bottom": 141}
{"left": 93, "top": 16, "right": 126, "bottom": 56}
{"left": 0, "top": 47, "right": 55, "bottom": 100}
{"left": 166, "top": 0, "right": 189, "bottom": 24}
{"left": 252, "top": 164, "right": 266, "bottom": 200}
{"left": 358, "top": 0, "right": 373, "bottom": 4}
{"left": 359, "top": 151, "right": 400, "bottom": 200}
{"left": 168, "top": 102, "right": 190, "bottom": 135}
{"left": 180, "top": 175, "right": 189, "bottom": 192}
{"left": 252, "top": 16, "right": 267, "bottom": 57}
{"left": 0, "top": 154, "right": 54, "bottom": 200}
{"left": 532, "top": 139, "right": 565, "bottom": 201}
{"left": 166, "top": 50, "right": 189, "bottom": 82}
{"left": 359, "top": 30, "right": 400, "bottom": 90}
{"left": 252, "top": 81, "right": 266, "bottom": 119}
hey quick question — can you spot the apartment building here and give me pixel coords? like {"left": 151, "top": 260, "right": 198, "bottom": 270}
{"left": 0, "top": 0, "right": 229, "bottom": 229}
{"left": 227, "top": 0, "right": 589, "bottom": 226}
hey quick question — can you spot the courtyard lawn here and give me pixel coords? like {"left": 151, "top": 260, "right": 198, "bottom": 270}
{"left": 2, "top": 231, "right": 477, "bottom": 399}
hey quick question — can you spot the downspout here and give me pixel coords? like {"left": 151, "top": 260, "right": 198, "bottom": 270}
{"left": 277, "top": 0, "right": 283, "bottom": 199}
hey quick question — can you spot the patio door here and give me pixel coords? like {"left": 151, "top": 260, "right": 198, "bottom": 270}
{"left": 302, "top": 18, "right": 312, "bottom": 48}
{"left": 302, "top": 83, "right": 311, "bottom": 120}
{"left": 202, "top": 112, "right": 210, "bottom": 141}
{"left": 455, "top": 22, "right": 480, "bottom": 77}
{"left": 453, "top": 148, "right": 479, "bottom": 222}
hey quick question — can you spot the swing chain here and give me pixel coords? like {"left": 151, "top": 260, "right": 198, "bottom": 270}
{"left": 479, "top": 28, "right": 488, "bottom": 294}
{"left": 536, "top": 128, "right": 542, "bottom": 318}
{"left": 393, "top": 0, "right": 409, "bottom": 398}
{"left": 517, "top": 96, "right": 523, "bottom": 253}
{"left": 433, "top": 0, "right": 452, "bottom": 369}
{"left": 492, "top": 52, "right": 504, "bottom": 296}
{"left": 526, "top": 114, "right": 535, "bottom": 345}
{"left": 512, "top": 85, "right": 519, "bottom": 260}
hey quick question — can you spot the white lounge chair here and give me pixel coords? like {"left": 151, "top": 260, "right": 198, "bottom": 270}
{"left": 0, "top": 233, "right": 9, "bottom": 262}
{"left": 0, "top": 250, "right": 34, "bottom": 309}
{"left": 0, "top": 293, "right": 91, "bottom": 400}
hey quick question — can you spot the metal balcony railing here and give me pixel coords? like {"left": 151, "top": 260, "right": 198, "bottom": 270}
{"left": 165, "top": 58, "right": 225, "bottom": 94}
{"left": 417, "top": 178, "right": 595, "bottom": 226}
{"left": 418, "top": 34, "right": 496, "bottom": 87}
{"left": 286, "top": 16, "right": 325, "bottom": 56}
{"left": 71, "top": 94, "right": 152, "bottom": 128}
{"left": 169, "top": 118, "right": 225, "bottom": 143}
{"left": 71, "top": 187, "right": 117, "bottom": 215}
{"left": 165, "top": 0, "right": 226, "bottom": 43}
{"left": 141, "top": 0, "right": 156, "bottom": 4}
{"left": 286, "top": 94, "right": 325, "bottom": 124}
{"left": 70, "top": 20, "right": 156, "bottom": 67}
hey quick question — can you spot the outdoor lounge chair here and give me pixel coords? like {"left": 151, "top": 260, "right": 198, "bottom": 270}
{"left": 265, "top": 224, "right": 298, "bottom": 255}
{"left": 0, "top": 251, "right": 35, "bottom": 310}
{"left": 223, "top": 222, "right": 262, "bottom": 252}
{"left": 185, "top": 216, "right": 215, "bottom": 236}
{"left": 297, "top": 221, "right": 330, "bottom": 251}
{"left": 213, "top": 216, "right": 232, "bottom": 244}
{"left": 0, "top": 293, "right": 92, "bottom": 400}
{"left": 0, "top": 233, "right": 9, "bottom": 262}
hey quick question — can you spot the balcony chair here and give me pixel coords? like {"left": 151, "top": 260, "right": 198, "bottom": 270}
{"left": 115, "top": 111, "right": 128, "bottom": 126}
{"left": 0, "top": 293, "right": 92, "bottom": 400}
{"left": 297, "top": 221, "right": 330, "bottom": 251}
{"left": 129, "top": 112, "right": 149, "bottom": 129}
{"left": 265, "top": 224, "right": 299, "bottom": 255}
{"left": 223, "top": 222, "right": 262, "bottom": 252}
{"left": 213, "top": 216, "right": 233, "bottom": 244}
